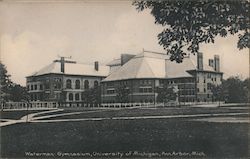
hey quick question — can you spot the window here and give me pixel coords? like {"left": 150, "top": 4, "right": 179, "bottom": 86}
{"left": 68, "top": 93, "right": 73, "bottom": 101}
{"left": 215, "top": 78, "right": 217, "bottom": 81}
{"left": 54, "top": 78, "right": 62, "bottom": 89}
{"left": 40, "top": 84, "right": 43, "bottom": 90}
{"left": 94, "top": 81, "right": 98, "bottom": 88}
{"left": 204, "top": 88, "right": 206, "bottom": 92}
{"left": 84, "top": 80, "right": 89, "bottom": 89}
{"left": 34, "top": 85, "right": 37, "bottom": 90}
{"left": 204, "top": 78, "right": 206, "bottom": 83}
{"left": 107, "top": 89, "right": 115, "bottom": 94}
{"left": 45, "top": 79, "right": 50, "bottom": 89}
{"left": 75, "top": 80, "right": 80, "bottom": 89}
{"left": 197, "top": 77, "right": 199, "bottom": 83}
{"left": 107, "top": 82, "right": 114, "bottom": 87}
{"left": 31, "top": 85, "right": 34, "bottom": 90}
{"left": 75, "top": 93, "right": 79, "bottom": 101}
{"left": 66, "top": 79, "right": 72, "bottom": 89}
{"left": 139, "top": 87, "right": 153, "bottom": 93}
{"left": 207, "top": 73, "right": 211, "bottom": 78}
{"left": 197, "top": 88, "right": 199, "bottom": 92}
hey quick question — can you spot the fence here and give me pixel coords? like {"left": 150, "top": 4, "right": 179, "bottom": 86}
{"left": 1, "top": 101, "right": 59, "bottom": 110}
{"left": 1, "top": 101, "right": 229, "bottom": 110}
{"left": 58, "top": 101, "right": 178, "bottom": 108}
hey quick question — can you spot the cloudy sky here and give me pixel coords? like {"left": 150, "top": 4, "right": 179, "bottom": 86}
{"left": 0, "top": 0, "right": 249, "bottom": 86}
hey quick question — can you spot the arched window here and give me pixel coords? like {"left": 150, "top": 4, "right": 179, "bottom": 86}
{"left": 94, "top": 80, "right": 98, "bottom": 88}
{"left": 69, "top": 93, "right": 73, "bottom": 101}
{"left": 75, "top": 80, "right": 80, "bottom": 89}
{"left": 75, "top": 93, "right": 79, "bottom": 101}
{"left": 66, "top": 79, "right": 72, "bottom": 89}
{"left": 84, "top": 80, "right": 89, "bottom": 89}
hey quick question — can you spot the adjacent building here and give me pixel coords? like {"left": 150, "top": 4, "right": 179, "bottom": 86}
{"left": 26, "top": 57, "right": 109, "bottom": 103}
{"left": 101, "top": 51, "right": 223, "bottom": 103}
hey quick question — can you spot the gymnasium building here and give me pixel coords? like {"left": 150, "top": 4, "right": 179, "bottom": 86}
{"left": 101, "top": 51, "right": 223, "bottom": 103}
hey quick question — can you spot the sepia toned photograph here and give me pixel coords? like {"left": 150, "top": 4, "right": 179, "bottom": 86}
{"left": 0, "top": 0, "right": 249, "bottom": 158}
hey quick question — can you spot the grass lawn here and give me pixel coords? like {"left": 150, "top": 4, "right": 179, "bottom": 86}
{"left": 0, "top": 110, "right": 49, "bottom": 120}
{"left": 1, "top": 119, "right": 248, "bottom": 158}
{"left": 39, "top": 107, "right": 247, "bottom": 120}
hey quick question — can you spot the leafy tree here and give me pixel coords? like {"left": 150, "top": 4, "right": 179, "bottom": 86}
{"left": 242, "top": 78, "right": 250, "bottom": 103}
{"left": 221, "top": 76, "right": 247, "bottom": 103}
{"left": 156, "top": 82, "right": 177, "bottom": 105}
{"left": 82, "top": 86, "right": 101, "bottom": 106}
{"left": 8, "top": 84, "right": 29, "bottom": 102}
{"left": 0, "top": 63, "right": 12, "bottom": 104}
{"left": 0, "top": 63, "right": 29, "bottom": 106}
{"left": 133, "top": 0, "right": 250, "bottom": 62}
{"left": 211, "top": 83, "right": 225, "bottom": 106}
{"left": 116, "top": 84, "right": 130, "bottom": 103}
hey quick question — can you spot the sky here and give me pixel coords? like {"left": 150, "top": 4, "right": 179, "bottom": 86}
{"left": 0, "top": 0, "right": 249, "bottom": 86}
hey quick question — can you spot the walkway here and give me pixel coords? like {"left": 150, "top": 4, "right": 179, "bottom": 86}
{"left": 30, "top": 112, "right": 249, "bottom": 123}
{"left": 0, "top": 109, "right": 63, "bottom": 127}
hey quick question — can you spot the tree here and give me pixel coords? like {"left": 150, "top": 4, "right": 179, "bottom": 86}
{"left": 242, "top": 78, "right": 249, "bottom": 103}
{"left": 133, "top": 0, "right": 250, "bottom": 62}
{"left": 156, "top": 82, "right": 177, "bottom": 106}
{"left": 219, "top": 76, "right": 248, "bottom": 103}
{"left": 0, "top": 63, "right": 12, "bottom": 105}
{"left": 8, "top": 84, "right": 29, "bottom": 102}
{"left": 82, "top": 86, "right": 101, "bottom": 106}
{"left": 116, "top": 84, "right": 130, "bottom": 103}
{"left": 0, "top": 63, "right": 29, "bottom": 106}
{"left": 211, "top": 83, "right": 225, "bottom": 106}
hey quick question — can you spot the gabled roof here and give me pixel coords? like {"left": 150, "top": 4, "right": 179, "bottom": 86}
{"left": 102, "top": 51, "right": 216, "bottom": 82}
{"left": 28, "top": 61, "right": 109, "bottom": 77}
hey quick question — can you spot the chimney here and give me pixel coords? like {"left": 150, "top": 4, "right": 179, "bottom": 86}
{"left": 121, "top": 54, "right": 135, "bottom": 66}
{"left": 214, "top": 55, "right": 220, "bottom": 72}
{"left": 197, "top": 52, "right": 203, "bottom": 70}
{"left": 94, "top": 61, "right": 99, "bottom": 71}
{"left": 208, "top": 59, "right": 214, "bottom": 68}
{"left": 61, "top": 57, "right": 65, "bottom": 73}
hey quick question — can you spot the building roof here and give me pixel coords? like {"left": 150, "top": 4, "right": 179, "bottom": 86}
{"left": 106, "top": 58, "right": 121, "bottom": 66}
{"left": 102, "top": 51, "right": 216, "bottom": 82}
{"left": 28, "top": 61, "right": 109, "bottom": 77}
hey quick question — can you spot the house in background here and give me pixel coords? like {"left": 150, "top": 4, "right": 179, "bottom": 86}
{"left": 26, "top": 57, "right": 109, "bottom": 102}
{"left": 101, "top": 51, "right": 223, "bottom": 103}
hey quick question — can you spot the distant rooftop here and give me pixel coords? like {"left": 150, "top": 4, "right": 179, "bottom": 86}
{"left": 28, "top": 60, "right": 109, "bottom": 77}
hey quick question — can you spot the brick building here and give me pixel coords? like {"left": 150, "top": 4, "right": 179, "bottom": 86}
{"left": 26, "top": 57, "right": 109, "bottom": 102}
{"left": 101, "top": 51, "right": 223, "bottom": 103}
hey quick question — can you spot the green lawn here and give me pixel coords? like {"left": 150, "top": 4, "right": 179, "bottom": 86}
{"left": 0, "top": 110, "right": 48, "bottom": 120}
{"left": 1, "top": 119, "right": 248, "bottom": 158}
{"left": 39, "top": 107, "right": 247, "bottom": 120}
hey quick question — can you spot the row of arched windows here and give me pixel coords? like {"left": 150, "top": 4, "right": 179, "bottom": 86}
{"left": 66, "top": 79, "right": 98, "bottom": 89}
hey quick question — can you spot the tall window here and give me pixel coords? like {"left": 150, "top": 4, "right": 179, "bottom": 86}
{"left": 66, "top": 79, "right": 72, "bottom": 89}
{"left": 94, "top": 80, "right": 98, "bottom": 88}
{"left": 45, "top": 79, "right": 50, "bottom": 89}
{"left": 84, "top": 80, "right": 89, "bottom": 89}
{"left": 75, "top": 93, "right": 79, "bottom": 101}
{"left": 68, "top": 93, "right": 73, "bottom": 101}
{"left": 40, "top": 84, "right": 43, "bottom": 90}
{"left": 75, "top": 80, "right": 80, "bottom": 89}
{"left": 54, "top": 78, "right": 62, "bottom": 89}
